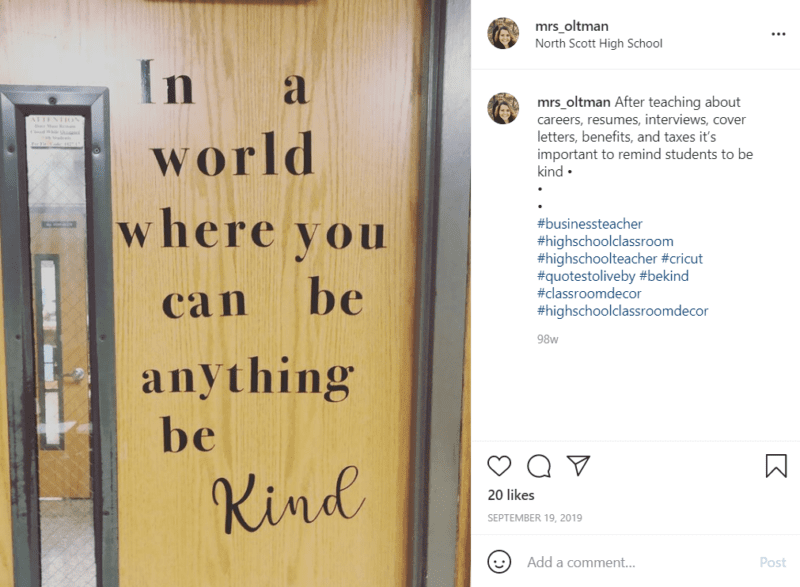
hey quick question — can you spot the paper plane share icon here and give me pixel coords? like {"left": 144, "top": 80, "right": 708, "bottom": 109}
{"left": 567, "top": 456, "right": 590, "bottom": 477}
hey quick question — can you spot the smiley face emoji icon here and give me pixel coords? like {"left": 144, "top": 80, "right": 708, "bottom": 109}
{"left": 487, "top": 550, "right": 511, "bottom": 574}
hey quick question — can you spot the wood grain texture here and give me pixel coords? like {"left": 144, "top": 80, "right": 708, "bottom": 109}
{"left": 30, "top": 210, "right": 92, "bottom": 498}
{"left": 0, "top": 240, "right": 14, "bottom": 586}
{"left": 0, "top": 0, "right": 425, "bottom": 584}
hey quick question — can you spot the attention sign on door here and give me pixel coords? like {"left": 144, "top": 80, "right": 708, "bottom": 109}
{"left": 26, "top": 115, "right": 83, "bottom": 149}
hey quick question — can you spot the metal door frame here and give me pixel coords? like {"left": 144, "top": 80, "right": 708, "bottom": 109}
{"left": 0, "top": 86, "right": 118, "bottom": 587}
{"left": 412, "top": 0, "right": 470, "bottom": 584}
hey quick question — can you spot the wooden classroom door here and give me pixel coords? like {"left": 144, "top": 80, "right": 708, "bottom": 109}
{"left": 0, "top": 0, "right": 433, "bottom": 585}
{"left": 30, "top": 207, "right": 92, "bottom": 500}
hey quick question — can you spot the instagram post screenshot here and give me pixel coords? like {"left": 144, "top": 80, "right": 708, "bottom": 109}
{"left": 473, "top": 1, "right": 798, "bottom": 585}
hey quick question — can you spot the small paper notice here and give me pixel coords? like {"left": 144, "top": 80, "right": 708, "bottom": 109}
{"left": 26, "top": 115, "right": 84, "bottom": 148}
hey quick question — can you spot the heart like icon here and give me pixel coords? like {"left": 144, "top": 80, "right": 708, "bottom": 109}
{"left": 487, "top": 456, "right": 512, "bottom": 476}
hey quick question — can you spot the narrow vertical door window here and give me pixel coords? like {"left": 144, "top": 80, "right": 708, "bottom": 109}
{"left": 25, "top": 115, "right": 96, "bottom": 587}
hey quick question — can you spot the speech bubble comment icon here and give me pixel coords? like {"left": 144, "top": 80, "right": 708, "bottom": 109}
{"left": 527, "top": 454, "right": 551, "bottom": 478}
{"left": 487, "top": 456, "right": 511, "bottom": 476}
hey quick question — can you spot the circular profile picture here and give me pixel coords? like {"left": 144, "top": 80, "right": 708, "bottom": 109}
{"left": 487, "top": 93, "right": 519, "bottom": 125}
{"left": 487, "top": 18, "right": 519, "bottom": 49}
